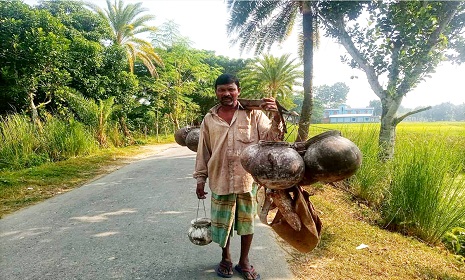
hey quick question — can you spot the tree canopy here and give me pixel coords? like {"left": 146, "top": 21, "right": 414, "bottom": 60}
{"left": 319, "top": 1, "right": 465, "bottom": 159}
{"left": 238, "top": 54, "right": 302, "bottom": 109}
{"left": 85, "top": 0, "right": 163, "bottom": 76}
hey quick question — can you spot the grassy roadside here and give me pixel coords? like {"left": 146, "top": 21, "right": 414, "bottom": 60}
{"left": 284, "top": 185, "right": 465, "bottom": 279}
{"left": 0, "top": 139, "right": 175, "bottom": 218}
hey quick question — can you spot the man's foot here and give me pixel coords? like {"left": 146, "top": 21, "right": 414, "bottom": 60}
{"left": 234, "top": 264, "right": 261, "bottom": 280}
{"left": 216, "top": 260, "right": 233, "bottom": 278}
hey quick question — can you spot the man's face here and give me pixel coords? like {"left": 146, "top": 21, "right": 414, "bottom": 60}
{"left": 216, "top": 83, "right": 240, "bottom": 107}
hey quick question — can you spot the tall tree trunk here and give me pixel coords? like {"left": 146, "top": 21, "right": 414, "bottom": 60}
{"left": 378, "top": 95, "right": 402, "bottom": 160}
{"left": 379, "top": 94, "right": 431, "bottom": 160}
{"left": 296, "top": 3, "right": 314, "bottom": 142}
{"left": 28, "top": 91, "right": 41, "bottom": 129}
{"left": 119, "top": 115, "right": 133, "bottom": 145}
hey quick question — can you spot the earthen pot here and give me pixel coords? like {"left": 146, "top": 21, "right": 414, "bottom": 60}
{"left": 302, "top": 130, "right": 362, "bottom": 184}
{"left": 185, "top": 128, "right": 200, "bottom": 152}
{"left": 240, "top": 141, "right": 305, "bottom": 190}
{"left": 187, "top": 217, "right": 212, "bottom": 246}
{"left": 174, "top": 126, "right": 193, "bottom": 146}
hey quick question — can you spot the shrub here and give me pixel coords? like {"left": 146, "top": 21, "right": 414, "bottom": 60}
{"left": 443, "top": 227, "right": 465, "bottom": 258}
{"left": 0, "top": 114, "right": 43, "bottom": 170}
{"left": 381, "top": 137, "right": 465, "bottom": 244}
{"left": 41, "top": 116, "right": 97, "bottom": 161}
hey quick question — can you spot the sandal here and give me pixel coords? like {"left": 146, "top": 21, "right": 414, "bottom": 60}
{"left": 234, "top": 264, "right": 261, "bottom": 280}
{"left": 216, "top": 260, "right": 233, "bottom": 278}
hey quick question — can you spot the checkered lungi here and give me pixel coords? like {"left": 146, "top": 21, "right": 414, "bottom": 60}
{"left": 210, "top": 187, "right": 257, "bottom": 248}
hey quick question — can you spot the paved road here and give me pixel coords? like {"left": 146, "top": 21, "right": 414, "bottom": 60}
{"left": 1, "top": 145, "right": 294, "bottom": 280}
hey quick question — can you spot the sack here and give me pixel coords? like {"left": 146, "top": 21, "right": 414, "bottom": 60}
{"left": 259, "top": 186, "right": 322, "bottom": 253}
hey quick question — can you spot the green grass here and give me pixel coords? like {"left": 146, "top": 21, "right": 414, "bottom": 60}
{"left": 0, "top": 135, "right": 174, "bottom": 217}
{"left": 1, "top": 120, "right": 464, "bottom": 279}
{"left": 285, "top": 122, "right": 465, "bottom": 253}
{"left": 0, "top": 114, "right": 98, "bottom": 170}
{"left": 288, "top": 186, "right": 465, "bottom": 279}
{"left": 0, "top": 114, "right": 42, "bottom": 170}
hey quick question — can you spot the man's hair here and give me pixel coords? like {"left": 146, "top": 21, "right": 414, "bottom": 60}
{"left": 214, "top": 73, "right": 240, "bottom": 89}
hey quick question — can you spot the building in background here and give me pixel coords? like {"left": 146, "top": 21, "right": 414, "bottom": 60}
{"left": 323, "top": 104, "right": 379, "bottom": 123}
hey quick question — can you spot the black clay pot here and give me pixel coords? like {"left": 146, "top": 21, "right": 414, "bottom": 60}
{"left": 240, "top": 141, "right": 305, "bottom": 190}
{"left": 302, "top": 130, "right": 362, "bottom": 184}
{"left": 185, "top": 128, "right": 200, "bottom": 152}
{"left": 174, "top": 126, "right": 193, "bottom": 146}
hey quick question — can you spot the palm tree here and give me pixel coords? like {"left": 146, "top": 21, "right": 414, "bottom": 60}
{"left": 238, "top": 54, "right": 302, "bottom": 109}
{"left": 227, "top": 0, "right": 319, "bottom": 141}
{"left": 86, "top": 0, "right": 162, "bottom": 76}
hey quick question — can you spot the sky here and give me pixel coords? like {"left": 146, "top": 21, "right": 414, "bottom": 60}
{"left": 24, "top": 0, "right": 465, "bottom": 109}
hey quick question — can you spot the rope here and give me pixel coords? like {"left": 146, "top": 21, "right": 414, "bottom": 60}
{"left": 196, "top": 199, "right": 207, "bottom": 220}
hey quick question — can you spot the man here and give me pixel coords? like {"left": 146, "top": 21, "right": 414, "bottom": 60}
{"left": 193, "top": 73, "right": 283, "bottom": 280}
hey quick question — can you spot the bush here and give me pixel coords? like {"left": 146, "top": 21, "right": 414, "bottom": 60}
{"left": 0, "top": 114, "right": 41, "bottom": 170}
{"left": 41, "top": 116, "right": 97, "bottom": 161}
{"left": 381, "top": 137, "right": 465, "bottom": 244}
{"left": 0, "top": 114, "right": 97, "bottom": 170}
{"left": 443, "top": 227, "right": 465, "bottom": 258}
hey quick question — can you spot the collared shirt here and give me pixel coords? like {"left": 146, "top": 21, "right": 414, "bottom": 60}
{"left": 193, "top": 102, "right": 284, "bottom": 195}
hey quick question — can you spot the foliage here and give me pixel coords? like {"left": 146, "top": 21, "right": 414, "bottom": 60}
{"left": 443, "top": 227, "right": 465, "bottom": 258}
{"left": 238, "top": 54, "right": 302, "bottom": 109}
{"left": 148, "top": 44, "right": 222, "bottom": 127}
{"left": 314, "top": 82, "right": 349, "bottom": 109}
{"left": 344, "top": 125, "right": 392, "bottom": 207}
{"left": 41, "top": 114, "right": 97, "bottom": 161}
{"left": 319, "top": 1, "right": 465, "bottom": 159}
{"left": 226, "top": 0, "right": 318, "bottom": 142}
{"left": 150, "top": 20, "right": 191, "bottom": 49}
{"left": 0, "top": 114, "right": 42, "bottom": 170}
{"left": 36, "top": 0, "right": 112, "bottom": 41}
{"left": 56, "top": 88, "right": 117, "bottom": 147}
{"left": 333, "top": 122, "right": 465, "bottom": 246}
{"left": 203, "top": 54, "right": 252, "bottom": 78}
{"left": 368, "top": 100, "right": 382, "bottom": 117}
{"left": 0, "top": 0, "right": 71, "bottom": 121}
{"left": 85, "top": 0, "right": 162, "bottom": 76}
{"left": 287, "top": 122, "right": 465, "bottom": 253}
{"left": 383, "top": 137, "right": 465, "bottom": 245}
{"left": 226, "top": 1, "right": 301, "bottom": 55}
{"left": 0, "top": 114, "right": 96, "bottom": 170}
{"left": 413, "top": 102, "right": 465, "bottom": 121}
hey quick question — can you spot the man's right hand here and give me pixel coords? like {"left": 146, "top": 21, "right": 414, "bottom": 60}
{"left": 196, "top": 182, "right": 208, "bottom": 199}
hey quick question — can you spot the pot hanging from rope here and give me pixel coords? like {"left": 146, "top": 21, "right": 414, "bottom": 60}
{"left": 300, "top": 130, "right": 362, "bottom": 184}
{"left": 240, "top": 141, "right": 305, "bottom": 190}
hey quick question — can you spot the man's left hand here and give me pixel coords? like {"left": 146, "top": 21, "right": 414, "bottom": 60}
{"left": 260, "top": 97, "right": 281, "bottom": 122}
{"left": 260, "top": 97, "right": 278, "bottom": 111}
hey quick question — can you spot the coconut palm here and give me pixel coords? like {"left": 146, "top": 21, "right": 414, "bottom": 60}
{"left": 238, "top": 54, "right": 302, "bottom": 109}
{"left": 227, "top": 0, "right": 319, "bottom": 141}
{"left": 86, "top": 0, "right": 162, "bottom": 76}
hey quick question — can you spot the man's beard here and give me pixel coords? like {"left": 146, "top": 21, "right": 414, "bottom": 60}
{"left": 220, "top": 97, "right": 234, "bottom": 106}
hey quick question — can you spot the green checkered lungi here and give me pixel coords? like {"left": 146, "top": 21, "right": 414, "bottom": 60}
{"left": 210, "top": 186, "right": 258, "bottom": 248}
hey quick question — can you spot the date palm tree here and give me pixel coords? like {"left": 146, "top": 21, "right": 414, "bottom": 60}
{"left": 86, "top": 0, "right": 162, "bottom": 77}
{"left": 227, "top": 0, "right": 319, "bottom": 141}
{"left": 238, "top": 53, "right": 302, "bottom": 110}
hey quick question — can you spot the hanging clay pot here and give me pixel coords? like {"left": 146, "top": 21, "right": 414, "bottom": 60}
{"left": 302, "top": 130, "right": 362, "bottom": 184}
{"left": 174, "top": 126, "right": 193, "bottom": 146}
{"left": 185, "top": 128, "right": 200, "bottom": 152}
{"left": 240, "top": 141, "right": 305, "bottom": 190}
